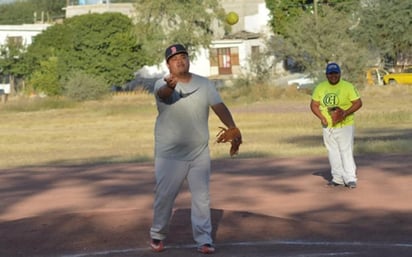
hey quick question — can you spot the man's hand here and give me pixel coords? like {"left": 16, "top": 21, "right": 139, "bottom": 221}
{"left": 164, "top": 74, "right": 177, "bottom": 90}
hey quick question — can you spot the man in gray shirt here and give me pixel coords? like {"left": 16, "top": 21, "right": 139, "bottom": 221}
{"left": 149, "top": 44, "right": 241, "bottom": 254}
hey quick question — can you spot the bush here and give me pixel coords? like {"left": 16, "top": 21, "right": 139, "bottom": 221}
{"left": 63, "top": 71, "right": 110, "bottom": 101}
{"left": 28, "top": 57, "right": 62, "bottom": 96}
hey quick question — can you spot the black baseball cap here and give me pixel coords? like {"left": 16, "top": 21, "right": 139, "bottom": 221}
{"left": 165, "top": 44, "right": 188, "bottom": 62}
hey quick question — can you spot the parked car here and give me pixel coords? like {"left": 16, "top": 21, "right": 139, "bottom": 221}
{"left": 366, "top": 68, "right": 389, "bottom": 86}
{"left": 287, "top": 74, "right": 316, "bottom": 92}
{"left": 383, "top": 68, "right": 412, "bottom": 85}
{"left": 122, "top": 76, "right": 159, "bottom": 93}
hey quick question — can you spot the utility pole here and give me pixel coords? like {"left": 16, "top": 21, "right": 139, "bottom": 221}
{"left": 314, "top": 0, "right": 320, "bottom": 61}
{"left": 314, "top": 0, "right": 318, "bottom": 27}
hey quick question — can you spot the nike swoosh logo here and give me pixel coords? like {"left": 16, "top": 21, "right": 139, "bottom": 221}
{"left": 179, "top": 88, "right": 199, "bottom": 98}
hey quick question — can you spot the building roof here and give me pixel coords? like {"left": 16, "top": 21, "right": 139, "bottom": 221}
{"left": 223, "top": 30, "right": 261, "bottom": 40}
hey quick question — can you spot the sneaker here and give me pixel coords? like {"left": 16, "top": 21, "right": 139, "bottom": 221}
{"left": 346, "top": 181, "right": 357, "bottom": 189}
{"left": 327, "top": 181, "right": 343, "bottom": 187}
{"left": 150, "top": 239, "right": 164, "bottom": 252}
{"left": 197, "top": 244, "right": 215, "bottom": 254}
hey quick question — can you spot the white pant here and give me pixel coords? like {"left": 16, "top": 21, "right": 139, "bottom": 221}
{"left": 150, "top": 148, "right": 213, "bottom": 246}
{"left": 323, "top": 125, "right": 357, "bottom": 184}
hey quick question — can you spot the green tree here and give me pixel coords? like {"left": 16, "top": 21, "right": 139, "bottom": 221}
{"left": 0, "top": 37, "right": 26, "bottom": 76}
{"left": 59, "top": 13, "right": 142, "bottom": 85}
{"left": 132, "top": 0, "right": 226, "bottom": 64}
{"left": 352, "top": 0, "right": 412, "bottom": 68}
{"left": 0, "top": 37, "right": 29, "bottom": 93}
{"left": 0, "top": 0, "right": 66, "bottom": 24}
{"left": 0, "top": 1, "right": 34, "bottom": 24}
{"left": 33, "top": 0, "right": 67, "bottom": 21}
{"left": 21, "top": 12, "right": 143, "bottom": 94}
{"left": 265, "top": 0, "right": 358, "bottom": 38}
{"left": 265, "top": 0, "right": 309, "bottom": 37}
{"left": 268, "top": 4, "right": 369, "bottom": 84}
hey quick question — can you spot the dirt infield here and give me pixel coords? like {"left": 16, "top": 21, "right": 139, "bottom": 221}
{"left": 1, "top": 154, "right": 411, "bottom": 257}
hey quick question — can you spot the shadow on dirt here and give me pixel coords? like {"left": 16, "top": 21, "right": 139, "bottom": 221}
{"left": 0, "top": 154, "right": 411, "bottom": 257}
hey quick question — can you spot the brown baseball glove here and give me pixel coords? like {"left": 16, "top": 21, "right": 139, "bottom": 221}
{"left": 216, "top": 127, "right": 242, "bottom": 157}
{"left": 329, "top": 107, "right": 346, "bottom": 126}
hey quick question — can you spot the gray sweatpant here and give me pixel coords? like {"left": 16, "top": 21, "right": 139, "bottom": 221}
{"left": 323, "top": 125, "right": 357, "bottom": 184}
{"left": 150, "top": 148, "right": 213, "bottom": 247}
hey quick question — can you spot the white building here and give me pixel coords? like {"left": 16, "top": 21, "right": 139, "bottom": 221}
{"left": 0, "top": 23, "right": 51, "bottom": 47}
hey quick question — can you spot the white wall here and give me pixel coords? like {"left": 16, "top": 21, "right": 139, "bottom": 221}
{"left": 65, "top": 3, "right": 135, "bottom": 19}
{"left": 0, "top": 24, "right": 51, "bottom": 47}
{"left": 190, "top": 48, "right": 212, "bottom": 77}
{"left": 244, "top": 3, "right": 271, "bottom": 36}
{"left": 221, "top": 0, "right": 270, "bottom": 33}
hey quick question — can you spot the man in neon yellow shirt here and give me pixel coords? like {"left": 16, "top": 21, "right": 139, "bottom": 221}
{"left": 310, "top": 63, "right": 362, "bottom": 189}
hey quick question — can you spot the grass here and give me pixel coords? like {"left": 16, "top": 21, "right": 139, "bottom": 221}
{"left": 0, "top": 85, "right": 411, "bottom": 169}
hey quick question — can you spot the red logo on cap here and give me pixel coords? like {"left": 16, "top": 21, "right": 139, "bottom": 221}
{"left": 171, "top": 46, "right": 177, "bottom": 54}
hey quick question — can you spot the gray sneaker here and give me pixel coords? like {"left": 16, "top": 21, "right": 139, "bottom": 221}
{"left": 327, "top": 181, "right": 344, "bottom": 187}
{"left": 346, "top": 181, "right": 357, "bottom": 189}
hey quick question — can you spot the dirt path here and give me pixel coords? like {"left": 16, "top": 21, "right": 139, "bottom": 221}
{"left": 1, "top": 154, "right": 411, "bottom": 257}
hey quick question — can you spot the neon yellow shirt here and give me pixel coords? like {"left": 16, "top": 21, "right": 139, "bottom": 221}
{"left": 312, "top": 79, "right": 361, "bottom": 128}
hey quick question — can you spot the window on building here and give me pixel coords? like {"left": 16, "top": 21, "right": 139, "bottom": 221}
{"left": 251, "top": 45, "right": 260, "bottom": 59}
{"left": 6, "top": 36, "right": 23, "bottom": 47}
{"left": 210, "top": 47, "right": 239, "bottom": 75}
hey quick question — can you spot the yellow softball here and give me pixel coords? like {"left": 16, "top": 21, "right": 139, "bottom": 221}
{"left": 225, "top": 11, "right": 239, "bottom": 25}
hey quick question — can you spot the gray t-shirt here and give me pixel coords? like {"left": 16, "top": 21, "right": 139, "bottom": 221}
{"left": 154, "top": 74, "right": 222, "bottom": 160}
